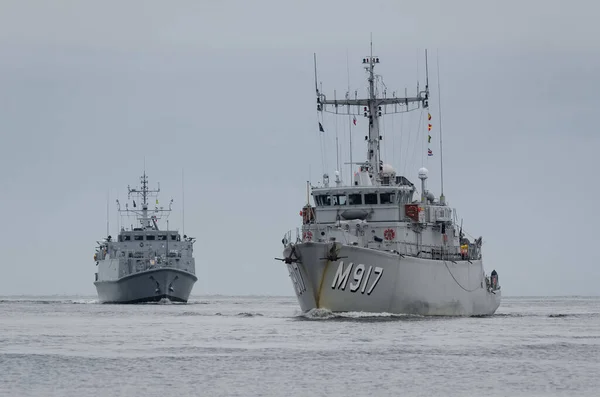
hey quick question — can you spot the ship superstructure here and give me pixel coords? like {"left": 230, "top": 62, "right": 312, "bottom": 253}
{"left": 94, "top": 172, "right": 197, "bottom": 303}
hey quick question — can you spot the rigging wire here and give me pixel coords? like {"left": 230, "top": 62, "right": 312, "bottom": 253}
{"left": 346, "top": 49, "right": 353, "bottom": 181}
{"left": 381, "top": 89, "right": 387, "bottom": 164}
{"left": 404, "top": 110, "right": 423, "bottom": 177}
{"left": 402, "top": 111, "right": 413, "bottom": 176}
{"left": 398, "top": 112, "right": 403, "bottom": 175}
{"left": 335, "top": 109, "right": 340, "bottom": 174}
{"left": 421, "top": 107, "right": 425, "bottom": 168}
{"left": 391, "top": 110, "right": 395, "bottom": 169}
{"left": 409, "top": 110, "right": 424, "bottom": 175}
{"left": 316, "top": 111, "right": 325, "bottom": 177}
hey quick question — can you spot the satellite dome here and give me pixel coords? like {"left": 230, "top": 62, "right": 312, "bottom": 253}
{"left": 418, "top": 167, "right": 429, "bottom": 180}
{"left": 381, "top": 163, "right": 396, "bottom": 176}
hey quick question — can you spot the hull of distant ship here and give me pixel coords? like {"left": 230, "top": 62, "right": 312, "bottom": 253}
{"left": 283, "top": 242, "right": 501, "bottom": 316}
{"left": 94, "top": 268, "right": 197, "bottom": 304}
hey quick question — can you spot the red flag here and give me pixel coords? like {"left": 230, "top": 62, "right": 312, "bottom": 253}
{"left": 353, "top": 116, "right": 357, "bottom": 126}
{"left": 428, "top": 113, "right": 432, "bottom": 120}
{"left": 428, "top": 124, "right": 432, "bottom": 131}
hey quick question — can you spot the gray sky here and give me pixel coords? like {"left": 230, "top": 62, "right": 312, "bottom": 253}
{"left": 1, "top": 0, "right": 598, "bottom": 296}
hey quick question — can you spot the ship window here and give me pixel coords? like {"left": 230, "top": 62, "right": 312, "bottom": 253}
{"left": 365, "top": 193, "right": 378, "bottom": 205}
{"left": 348, "top": 194, "right": 362, "bottom": 205}
{"left": 157, "top": 235, "right": 167, "bottom": 240}
{"left": 318, "top": 195, "right": 331, "bottom": 206}
{"left": 380, "top": 193, "right": 395, "bottom": 204}
{"left": 146, "top": 235, "right": 155, "bottom": 240}
{"left": 332, "top": 195, "right": 347, "bottom": 205}
{"left": 134, "top": 235, "right": 144, "bottom": 241}
{"left": 171, "top": 235, "right": 177, "bottom": 241}
{"left": 122, "top": 235, "right": 131, "bottom": 241}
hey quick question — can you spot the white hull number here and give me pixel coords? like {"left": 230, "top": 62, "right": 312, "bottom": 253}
{"left": 331, "top": 261, "right": 383, "bottom": 295}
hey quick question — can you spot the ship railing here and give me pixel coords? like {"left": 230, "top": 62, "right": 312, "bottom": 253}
{"left": 281, "top": 230, "right": 293, "bottom": 246}
{"left": 122, "top": 257, "right": 194, "bottom": 277}
{"left": 392, "top": 241, "right": 482, "bottom": 261}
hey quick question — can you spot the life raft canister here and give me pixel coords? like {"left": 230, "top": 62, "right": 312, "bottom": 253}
{"left": 405, "top": 204, "right": 419, "bottom": 221}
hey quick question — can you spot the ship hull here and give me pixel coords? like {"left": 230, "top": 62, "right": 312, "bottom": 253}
{"left": 283, "top": 242, "right": 501, "bottom": 316}
{"left": 94, "top": 268, "right": 197, "bottom": 304}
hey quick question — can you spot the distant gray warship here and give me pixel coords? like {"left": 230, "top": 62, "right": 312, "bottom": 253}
{"left": 278, "top": 45, "right": 501, "bottom": 316}
{"left": 94, "top": 172, "right": 197, "bottom": 303}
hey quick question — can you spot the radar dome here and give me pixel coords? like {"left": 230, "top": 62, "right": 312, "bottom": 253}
{"left": 381, "top": 163, "right": 396, "bottom": 177}
{"left": 418, "top": 167, "right": 429, "bottom": 180}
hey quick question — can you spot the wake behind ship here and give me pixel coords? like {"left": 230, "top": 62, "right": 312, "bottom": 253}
{"left": 94, "top": 172, "right": 197, "bottom": 303}
{"left": 278, "top": 45, "right": 501, "bottom": 316}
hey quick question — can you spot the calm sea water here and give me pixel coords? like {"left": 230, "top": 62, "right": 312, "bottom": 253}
{"left": 0, "top": 295, "right": 598, "bottom": 397}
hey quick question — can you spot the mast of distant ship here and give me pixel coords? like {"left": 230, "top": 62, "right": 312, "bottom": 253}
{"left": 316, "top": 41, "right": 430, "bottom": 185}
{"left": 127, "top": 171, "right": 162, "bottom": 230}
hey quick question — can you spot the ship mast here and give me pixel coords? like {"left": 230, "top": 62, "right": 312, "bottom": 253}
{"left": 138, "top": 172, "right": 154, "bottom": 228}
{"left": 316, "top": 42, "right": 430, "bottom": 185}
{"left": 116, "top": 171, "right": 174, "bottom": 231}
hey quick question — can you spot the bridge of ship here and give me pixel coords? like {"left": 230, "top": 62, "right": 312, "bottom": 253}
{"left": 293, "top": 184, "right": 481, "bottom": 262}
{"left": 95, "top": 229, "right": 195, "bottom": 279}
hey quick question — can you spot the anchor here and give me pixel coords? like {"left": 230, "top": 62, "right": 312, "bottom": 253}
{"left": 149, "top": 275, "right": 161, "bottom": 294}
{"left": 168, "top": 275, "right": 178, "bottom": 293}
{"left": 274, "top": 244, "right": 302, "bottom": 264}
{"left": 319, "top": 242, "right": 347, "bottom": 262}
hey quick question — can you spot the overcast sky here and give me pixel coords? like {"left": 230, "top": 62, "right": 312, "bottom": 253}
{"left": 1, "top": 0, "right": 598, "bottom": 297}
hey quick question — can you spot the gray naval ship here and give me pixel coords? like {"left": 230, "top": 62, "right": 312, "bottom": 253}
{"left": 94, "top": 172, "right": 197, "bottom": 303}
{"left": 278, "top": 47, "right": 501, "bottom": 316}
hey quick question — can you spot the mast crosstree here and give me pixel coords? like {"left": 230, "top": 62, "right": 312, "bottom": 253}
{"left": 315, "top": 43, "right": 430, "bottom": 184}
{"left": 115, "top": 171, "right": 173, "bottom": 231}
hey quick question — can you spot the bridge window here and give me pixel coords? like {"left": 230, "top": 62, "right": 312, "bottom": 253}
{"left": 134, "top": 235, "right": 144, "bottom": 241}
{"left": 317, "top": 195, "right": 331, "bottom": 206}
{"left": 348, "top": 194, "right": 362, "bottom": 205}
{"left": 157, "top": 235, "right": 167, "bottom": 240}
{"left": 122, "top": 235, "right": 131, "bottom": 241}
{"left": 146, "top": 235, "right": 155, "bottom": 241}
{"left": 380, "top": 193, "right": 395, "bottom": 204}
{"left": 332, "top": 194, "right": 347, "bottom": 205}
{"left": 365, "top": 193, "right": 378, "bottom": 205}
{"left": 171, "top": 235, "right": 177, "bottom": 241}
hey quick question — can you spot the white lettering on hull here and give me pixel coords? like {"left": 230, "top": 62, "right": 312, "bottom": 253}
{"left": 287, "top": 263, "right": 307, "bottom": 296}
{"left": 331, "top": 261, "right": 383, "bottom": 295}
{"left": 331, "top": 260, "right": 353, "bottom": 290}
